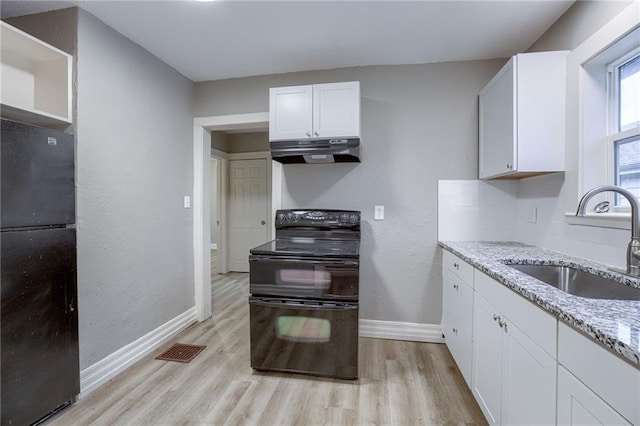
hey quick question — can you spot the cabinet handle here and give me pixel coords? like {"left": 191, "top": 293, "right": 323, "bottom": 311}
{"left": 499, "top": 319, "right": 508, "bottom": 332}
{"left": 313, "top": 131, "right": 319, "bottom": 137}
{"left": 452, "top": 327, "right": 458, "bottom": 335}
{"left": 453, "top": 263, "right": 459, "bottom": 269}
{"left": 306, "top": 131, "right": 312, "bottom": 137}
{"left": 506, "top": 163, "right": 512, "bottom": 169}
{"left": 493, "top": 314, "right": 500, "bottom": 322}
{"left": 453, "top": 284, "right": 459, "bottom": 290}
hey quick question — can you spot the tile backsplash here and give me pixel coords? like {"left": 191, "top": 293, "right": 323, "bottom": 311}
{"left": 437, "top": 180, "right": 518, "bottom": 241}
{"left": 438, "top": 175, "right": 629, "bottom": 268}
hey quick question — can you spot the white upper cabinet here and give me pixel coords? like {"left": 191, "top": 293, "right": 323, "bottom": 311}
{"left": 479, "top": 51, "right": 567, "bottom": 179}
{"left": 269, "top": 81, "right": 360, "bottom": 141}
{"left": 0, "top": 21, "right": 72, "bottom": 126}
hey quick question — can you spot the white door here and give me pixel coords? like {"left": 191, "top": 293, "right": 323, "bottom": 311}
{"left": 228, "top": 159, "right": 268, "bottom": 272}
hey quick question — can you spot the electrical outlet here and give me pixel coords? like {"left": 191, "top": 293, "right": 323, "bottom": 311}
{"left": 527, "top": 206, "right": 537, "bottom": 224}
{"left": 374, "top": 205, "right": 384, "bottom": 220}
{"left": 184, "top": 196, "right": 191, "bottom": 209}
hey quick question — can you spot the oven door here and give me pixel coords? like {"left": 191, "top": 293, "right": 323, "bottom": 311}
{"left": 249, "top": 256, "right": 358, "bottom": 300}
{"left": 249, "top": 297, "right": 358, "bottom": 379}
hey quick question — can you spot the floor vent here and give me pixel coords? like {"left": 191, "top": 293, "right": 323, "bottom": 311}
{"left": 155, "top": 343, "right": 206, "bottom": 363}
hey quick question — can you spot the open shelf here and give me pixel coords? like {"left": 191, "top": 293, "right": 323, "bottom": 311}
{"left": 1, "top": 21, "right": 72, "bottom": 126}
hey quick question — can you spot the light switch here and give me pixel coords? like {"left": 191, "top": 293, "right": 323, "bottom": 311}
{"left": 184, "top": 196, "right": 191, "bottom": 209}
{"left": 374, "top": 205, "right": 384, "bottom": 220}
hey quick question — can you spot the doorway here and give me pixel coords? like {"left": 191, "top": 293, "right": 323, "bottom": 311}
{"left": 193, "top": 112, "right": 281, "bottom": 321}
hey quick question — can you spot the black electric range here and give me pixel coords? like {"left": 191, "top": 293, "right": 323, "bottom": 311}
{"left": 248, "top": 209, "right": 361, "bottom": 380}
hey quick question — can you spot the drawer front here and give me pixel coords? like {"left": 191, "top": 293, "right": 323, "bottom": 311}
{"left": 558, "top": 322, "right": 639, "bottom": 425}
{"left": 443, "top": 250, "right": 473, "bottom": 284}
{"left": 474, "top": 270, "right": 557, "bottom": 357}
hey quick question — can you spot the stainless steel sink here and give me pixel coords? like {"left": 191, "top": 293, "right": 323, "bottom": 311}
{"left": 508, "top": 264, "right": 640, "bottom": 301}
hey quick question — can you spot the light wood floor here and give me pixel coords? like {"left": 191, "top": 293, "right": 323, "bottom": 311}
{"left": 50, "top": 253, "right": 486, "bottom": 425}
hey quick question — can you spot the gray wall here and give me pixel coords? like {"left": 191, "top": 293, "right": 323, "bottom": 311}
{"left": 195, "top": 61, "right": 503, "bottom": 324}
{"left": 210, "top": 131, "right": 269, "bottom": 154}
{"left": 73, "top": 10, "right": 194, "bottom": 368}
{"left": 526, "top": 0, "right": 632, "bottom": 53}
{"left": 227, "top": 132, "right": 269, "bottom": 153}
{"left": 211, "top": 131, "right": 229, "bottom": 153}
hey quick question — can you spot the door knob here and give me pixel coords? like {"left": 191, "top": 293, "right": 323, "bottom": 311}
{"left": 261, "top": 220, "right": 266, "bottom": 225}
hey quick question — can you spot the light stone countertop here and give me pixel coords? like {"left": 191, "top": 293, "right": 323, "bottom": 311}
{"left": 439, "top": 240, "right": 640, "bottom": 368}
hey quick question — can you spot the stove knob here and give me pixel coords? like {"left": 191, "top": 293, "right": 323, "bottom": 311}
{"left": 340, "top": 214, "right": 349, "bottom": 222}
{"left": 293, "top": 214, "right": 301, "bottom": 222}
{"left": 350, "top": 214, "right": 358, "bottom": 223}
{"left": 286, "top": 213, "right": 293, "bottom": 221}
{"left": 277, "top": 213, "right": 285, "bottom": 221}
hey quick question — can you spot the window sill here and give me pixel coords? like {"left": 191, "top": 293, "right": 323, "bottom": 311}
{"left": 565, "top": 212, "right": 631, "bottom": 230}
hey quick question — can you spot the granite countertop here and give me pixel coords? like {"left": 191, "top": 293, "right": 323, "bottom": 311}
{"left": 439, "top": 241, "right": 640, "bottom": 368}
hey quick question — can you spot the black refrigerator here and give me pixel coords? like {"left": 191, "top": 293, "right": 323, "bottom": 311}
{"left": 1, "top": 118, "right": 79, "bottom": 426}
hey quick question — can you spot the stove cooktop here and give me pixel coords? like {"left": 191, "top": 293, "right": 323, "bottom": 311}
{"left": 250, "top": 238, "right": 360, "bottom": 258}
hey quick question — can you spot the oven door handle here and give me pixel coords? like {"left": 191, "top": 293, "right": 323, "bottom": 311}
{"left": 250, "top": 256, "right": 359, "bottom": 267}
{"left": 250, "top": 298, "right": 358, "bottom": 310}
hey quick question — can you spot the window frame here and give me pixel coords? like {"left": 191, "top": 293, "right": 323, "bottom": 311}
{"left": 564, "top": 2, "right": 640, "bottom": 230}
{"left": 607, "top": 48, "right": 640, "bottom": 211}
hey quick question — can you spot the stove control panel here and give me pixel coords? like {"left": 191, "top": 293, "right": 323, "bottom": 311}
{"left": 275, "top": 209, "right": 360, "bottom": 229}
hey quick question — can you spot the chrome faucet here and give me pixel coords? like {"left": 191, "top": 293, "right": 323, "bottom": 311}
{"left": 576, "top": 185, "right": 640, "bottom": 276}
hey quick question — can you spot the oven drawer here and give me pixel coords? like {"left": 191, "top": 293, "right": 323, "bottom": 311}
{"left": 249, "top": 297, "right": 358, "bottom": 379}
{"left": 249, "top": 256, "right": 359, "bottom": 300}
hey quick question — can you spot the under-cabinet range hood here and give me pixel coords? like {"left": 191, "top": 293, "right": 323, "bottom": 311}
{"left": 270, "top": 138, "right": 360, "bottom": 164}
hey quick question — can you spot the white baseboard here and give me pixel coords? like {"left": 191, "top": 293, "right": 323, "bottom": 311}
{"left": 79, "top": 307, "right": 198, "bottom": 398}
{"left": 359, "top": 319, "right": 444, "bottom": 343}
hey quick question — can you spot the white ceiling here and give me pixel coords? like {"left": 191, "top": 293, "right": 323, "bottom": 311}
{"left": 1, "top": 0, "right": 575, "bottom": 82}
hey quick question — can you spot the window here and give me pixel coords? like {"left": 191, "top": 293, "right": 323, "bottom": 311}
{"left": 565, "top": 2, "right": 640, "bottom": 229}
{"left": 610, "top": 50, "right": 640, "bottom": 207}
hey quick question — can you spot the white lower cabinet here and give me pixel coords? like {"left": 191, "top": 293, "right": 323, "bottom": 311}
{"left": 471, "top": 294, "right": 504, "bottom": 424}
{"left": 501, "top": 319, "right": 556, "bottom": 425}
{"left": 472, "top": 271, "right": 556, "bottom": 426}
{"left": 442, "top": 252, "right": 474, "bottom": 386}
{"left": 442, "top": 267, "right": 474, "bottom": 384}
{"left": 441, "top": 248, "right": 639, "bottom": 426}
{"left": 557, "top": 322, "right": 639, "bottom": 425}
{"left": 557, "top": 366, "right": 631, "bottom": 426}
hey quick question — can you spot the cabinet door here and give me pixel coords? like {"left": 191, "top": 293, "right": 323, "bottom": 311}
{"left": 501, "top": 319, "right": 556, "bottom": 425}
{"left": 269, "top": 85, "right": 313, "bottom": 141}
{"left": 442, "top": 267, "right": 473, "bottom": 386}
{"left": 557, "top": 366, "right": 631, "bottom": 426}
{"left": 312, "top": 82, "right": 360, "bottom": 139}
{"left": 479, "top": 57, "right": 516, "bottom": 179}
{"left": 472, "top": 294, "right": 503, "bottom": 425}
